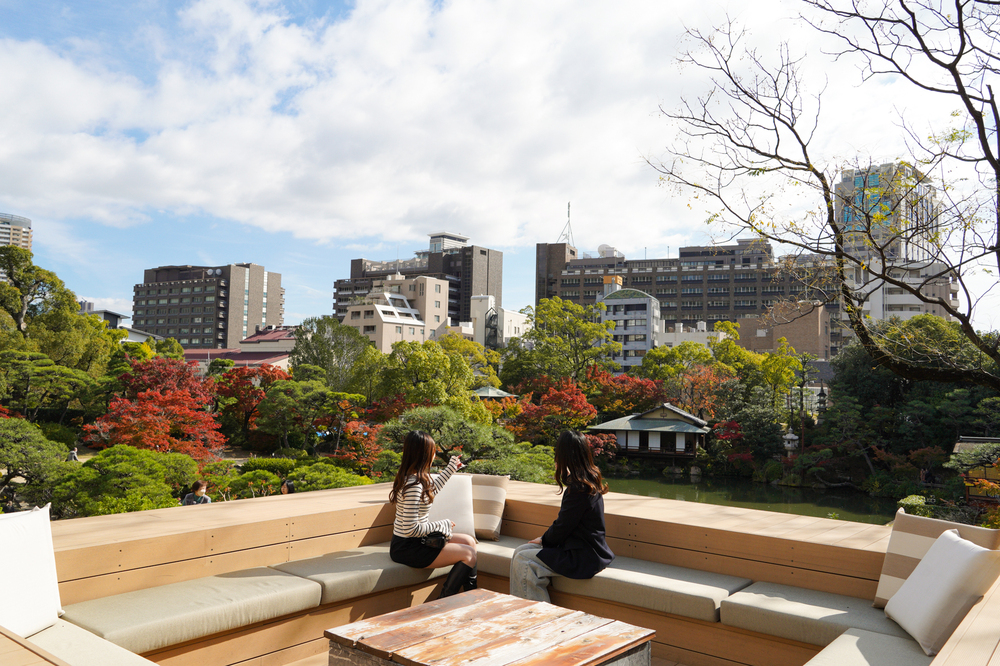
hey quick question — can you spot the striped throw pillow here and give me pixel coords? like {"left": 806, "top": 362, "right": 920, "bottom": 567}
{"left": 470, "top": 474, "right": 509, "bottom": 541}
{"left": 873, "top": 508, "right": 1000, "bottom": 608}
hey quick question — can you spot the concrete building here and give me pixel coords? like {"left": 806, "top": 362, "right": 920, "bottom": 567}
{"left": 0, "top": 213, "right": 32, "bottom": 251}
{"left": 833, "top": 163, "right": 960, "bottom": 333}
{"left": 79, "top": 301, "right": 163, "bottom": 344}
{"left": 742, "top": 301, "right": 833, "bottom": 359}
{"left": 183, "top": 326, "right": 297, "bottom": 374}
{"left": 536, "top": 238, "right": 841, "bottom": 353}
{"left": 341, "top": 274, "right": 450, "bottom": 351}
{"left": 469, "top": 295, "right": 531, "bottom": 350}
{"left": 657, "top": 321, "right": 727, "bottom": 349}
{"left": 597, "top": 276, "right": 661, "bottom": 372}
{"left": 334, "top": 232, "right": 503, "bottom": 325}
{"left": 132, "top": 264, "right": 284, "bottom": 349}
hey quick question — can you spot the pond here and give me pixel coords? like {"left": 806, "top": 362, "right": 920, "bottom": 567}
{"left": 606, "top": 475, "right": 899, "bottom": 525}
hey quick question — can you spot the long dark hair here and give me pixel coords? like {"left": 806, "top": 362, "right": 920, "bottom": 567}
{"left": 389, "top": 431, "right": 438, "bottom": 504}
{"left": 554, "top": 431, "right": 608, "bottom": 496}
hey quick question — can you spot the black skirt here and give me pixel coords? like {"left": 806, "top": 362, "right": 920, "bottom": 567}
{"left": 390, "top": 535, "right": 445, "bottom": 569}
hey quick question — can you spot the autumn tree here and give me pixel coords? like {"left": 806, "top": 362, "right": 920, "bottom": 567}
{"left": 84, "top": 389, "right": 226, "bottom": 460}
{"left": 510, "top": 380, "right": 598, "bottom": 448}
{"left": 216, "top": 365, "right": 291, "bottom": 445}
{"left": 119, "top": 356, "right": 215, "bottom": 404}
{"left": 654, "top": 1, "right": 1000, "bottom": 390}
{"left": 579, "top": 367, "right": 668, "bottom": 420}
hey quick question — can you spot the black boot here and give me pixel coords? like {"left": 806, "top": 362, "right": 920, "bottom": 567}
{"left": 438, "top": 562, "right": 472, "bottom": 599}
{"left": 463, "top": 564, "right": 477, "bottom": 592}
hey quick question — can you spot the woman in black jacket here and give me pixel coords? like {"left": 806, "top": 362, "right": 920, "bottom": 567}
{"left": 510, "top": 430, "right": 614, "bottom": 601}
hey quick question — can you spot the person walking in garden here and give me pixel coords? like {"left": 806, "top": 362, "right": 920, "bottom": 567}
{"left": 182, "top": 480, "right": 212, "bottom": 505}
{"left": 510, "top": 430, "right": 614, "bottom": 602}
{"left": 388, "top": 430, "right": 477, "bottom": 598}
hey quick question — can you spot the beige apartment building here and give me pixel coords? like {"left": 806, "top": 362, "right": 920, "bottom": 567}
{"left": 342, "top": 274, "right": 450, "bottom": 351}
{"left": 0, "top": 213, "right": 32, "bottom": 251}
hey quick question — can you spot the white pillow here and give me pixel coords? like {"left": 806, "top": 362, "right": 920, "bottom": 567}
{"left": 426, "top": 473, "right": 476, "bottom": 541}
{"left": 0, "top": 505, "right": 63, "bottom": 637}
{"left": 885, "top": 529, "right": 1000, "bottom": 655}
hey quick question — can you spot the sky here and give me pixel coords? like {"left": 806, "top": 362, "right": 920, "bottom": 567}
{"left": 1, "top": 0, "right": 997, "bottom": 330}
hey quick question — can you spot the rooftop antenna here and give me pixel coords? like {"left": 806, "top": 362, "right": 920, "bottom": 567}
{"left": 556, "top": 202, "right": 575, "bottom": 247}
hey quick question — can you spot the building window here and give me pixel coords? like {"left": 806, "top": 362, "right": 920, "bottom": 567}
{"left": 203, "top": 327, "right": 212, "bottom": 334}
{"left": 363, "top": 326, "right": 376, "bottom": 334}
{"left": 351, "top": 311, "right": 361, "bottom": 319}
{"left": 206, "top": 286, "right": 216, "bottom": 293}
{"left": 435, "top": 284, "right": 441, "bottom": 293}
{"left": 435, "top": 315, "right": 441, "bottom": 323}
{"left": 193, "top": 317, "right": 202, "bottom": 323}
{"left": 435, "top": 301, "right": 441, "bottom": 308}
{"left": 396, "top": 326, "right": 403, "bottom": 334}
{"left": 180, "top": 339, "right": 189, "bottom": 344}
{"left": 193, "top": 287, "right": 202, "bottom": 293}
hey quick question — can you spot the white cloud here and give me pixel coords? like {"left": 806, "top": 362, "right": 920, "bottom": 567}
{"left": 1, "top": 0, "right": 997, "bottom": 327}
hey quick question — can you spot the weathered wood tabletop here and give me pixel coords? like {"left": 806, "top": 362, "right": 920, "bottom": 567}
{"left": 324, "top": 588, "right": 655, "bottom": 666}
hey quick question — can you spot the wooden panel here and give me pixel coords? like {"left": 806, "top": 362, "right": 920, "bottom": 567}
{"left": 59, "top": 543, "right": 290, "bottom": 605}
{"left": 287, "top": 526, "right": 393, "bottom": 561}
{"left": 931, "top": 576, "right": 1000, "bottom": 666}
{"left": 0, "top": 626, "right": 72, "bottom": 666}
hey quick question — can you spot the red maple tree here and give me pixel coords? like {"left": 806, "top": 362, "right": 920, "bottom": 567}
{"left": 216, "top": 365, "right": 291, "bottom": 440}
{"left": 120, "top": 357, "right": 215, "bottom": 405}
{"left": 84, "top": 389, "right": 226, "bottom": 460}
{"left": 579, "top": 367, "right": 668, "bottom": 419}
{"left": 509, "top": 380, "right": 598, "bottom": 447}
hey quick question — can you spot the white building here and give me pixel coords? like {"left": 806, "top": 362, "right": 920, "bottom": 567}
{"left": 469, "top": 295, "right": 531, "bottom": 350}
{"left": 657, "top": 320, "right": 726, "bottom": 348}
{"left": 598, "top": 276, "right": 661, "bottom": 372}
{"left": 342, "top": 274, "right": 450, "bottom": 351}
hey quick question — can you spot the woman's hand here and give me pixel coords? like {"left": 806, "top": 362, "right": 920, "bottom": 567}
{"left": 449, "top": 455, "right": 464, "bottom": 470}
{"left": 450, "top": 520, "right": 456, "bottom": 529}
{"left": 529, "top": 537, "right": 542, "bottom": 545}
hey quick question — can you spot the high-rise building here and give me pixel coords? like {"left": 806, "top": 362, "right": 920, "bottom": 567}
{"left": 598, "top": 276, "right": 661, "bottom": 372}
{"left": 833, "top": 163, "right": 959, "bottom": 326}
{"left": 0, "top": 213, "right": 32, "bottom": 251}
{"left": 536, "top": 239, "right": 842, "bottom": 357}
{"left": 132, "top": 264, "right": 284, "bottom": 349}
{"left": 334, "top": 232, "right": 503, "bottom": 325}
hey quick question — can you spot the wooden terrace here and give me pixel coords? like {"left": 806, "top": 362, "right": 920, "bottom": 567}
{"left": 4, "top": 481, "right": 1000, "bottom": 666}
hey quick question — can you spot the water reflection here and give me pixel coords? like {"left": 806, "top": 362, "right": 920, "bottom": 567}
{"left": 606, "top": 476, "right": 897, "bottom": 525}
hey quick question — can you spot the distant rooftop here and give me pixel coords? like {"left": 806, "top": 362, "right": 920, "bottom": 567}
{"left": 0, "top": 212, "right": 31, "bottom": 227}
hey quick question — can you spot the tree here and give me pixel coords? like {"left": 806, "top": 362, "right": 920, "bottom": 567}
{"left": 502, "top": 297, "right": 620, "bottom": 383}
{"left": 119, "top": 357, "right": 215, "bottom": 405}
{"left": 216, "top": 365, "right": 292, "bottom": 445}
{"left": 509, "top": 380, "right": 598, "bottom": 448}
{"left": 256, "top": 379, "right": 336, "bottom": 451}
{"left": 84, "top": 389, "right": 226, "bottom": 460}
{"left": 0, "top": 247, "right": 77, "bottom": 338}
{"left": 0, "top": 417, "right": 73, "bottom": 510}
{"left": 438, "top": 333, "right": 501, "bottom": 389}
{"left": 290, "top": 316, "right": 371, "bottom": 392}
{"left": 52, "top": 445, "right": 198, "bottom": 518}
{"left": 635, "top": 341, "right": 714, "bottom": 382}
{"left": 579, "top": 367, "right": 668, "bottom": 420}
{"left": 347, "top": 346, "right": 389, "bottom": 405}
{"left": 653, "top": 2, "right": 1000, "bottom": 390}
{"left": 381, "top": 340, "right": 474, "bottom": 405}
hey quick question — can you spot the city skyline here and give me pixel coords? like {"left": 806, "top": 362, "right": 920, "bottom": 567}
{"left": 2, "top": 1, "right": 997, "bottom": 331}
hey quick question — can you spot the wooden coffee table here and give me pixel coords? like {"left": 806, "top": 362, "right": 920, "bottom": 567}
{"left": 324, "top": 588, "right": 654, "bottom": 666}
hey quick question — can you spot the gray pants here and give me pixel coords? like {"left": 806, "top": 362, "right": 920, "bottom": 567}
{"left": 509, "top": 542, "right": 559, "bottom": 602}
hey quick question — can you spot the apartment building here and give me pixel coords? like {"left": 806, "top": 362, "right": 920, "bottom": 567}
{"left": 469, "top": 295, "right": 531, "bottom": 350}
{"left": 341, "top": 274, "right": 450, "bottom": 351}
{"left": 334, "top": 232, "right": 503, "bottom": 325}
{"left": 132, "top": 264, "right": 284, "bottom": 349}
{"left": 833, "top": 163, "right": 960, "bottom": 330}
{"left": 598, "top": 276, "right": 661, "bottom": 372}
{"left": 0, "top": 213, "right": 32, "bottom": 251}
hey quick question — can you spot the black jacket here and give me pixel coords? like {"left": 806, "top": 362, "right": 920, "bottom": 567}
{"left": 537, "top": 487, "right": 614, "bottom": 579}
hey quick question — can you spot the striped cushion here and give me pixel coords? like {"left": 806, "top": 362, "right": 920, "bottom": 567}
{"left": 470, "top": 474, "right": 509, "bottom": 541}
{"left": 873, "top": 508, "right": 1000, "bottom": 608}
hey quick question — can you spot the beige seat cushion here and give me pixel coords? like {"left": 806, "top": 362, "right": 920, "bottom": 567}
{"left": 720, "top": 582, "right": 911, "bottom": 646}
{"left": 28, "top": 620, "right": 157, "bottom": 666}
{"left": 272, "top": 545, "right": 451, "bottom": 605}
{"left": 470, "top": 474, "right": 509, "bottom": 541}
{"left": 803, "top": 628, "right": 932, "bottom": 666}
{"left": 555, "top": 555, "right": 751, "bottom": 622}
{"left": 475, "top": 535, "right": 751, "bottom": 622}
{"left": 62, "top": 568, "right": 322, "bottom": 654}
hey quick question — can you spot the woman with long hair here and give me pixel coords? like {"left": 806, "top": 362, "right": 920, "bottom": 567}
{"left": 509, "top": 430, "right": 614, "bottom": 601}
{"left": 389, "top": 430, "right": 478, "bottom": 598}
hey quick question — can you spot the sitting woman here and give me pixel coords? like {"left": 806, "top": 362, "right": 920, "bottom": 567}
{"left": 389, "top": 430, "right": 478, "bottom": 598}
{"left": 510, "top": 430, "right": 614, "bottom": 601}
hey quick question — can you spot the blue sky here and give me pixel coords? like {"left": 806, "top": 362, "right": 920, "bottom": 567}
{"left": 1, "top": 0, "right": 996, "bottom": 330}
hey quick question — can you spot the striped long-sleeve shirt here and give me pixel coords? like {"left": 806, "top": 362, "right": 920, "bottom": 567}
{"left": 392, "top": 457, "right": 461, "bottom": 539}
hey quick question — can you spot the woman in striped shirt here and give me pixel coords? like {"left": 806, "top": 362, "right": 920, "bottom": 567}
{"left": 389, "top": 431, "right": 478, "bottom": 598}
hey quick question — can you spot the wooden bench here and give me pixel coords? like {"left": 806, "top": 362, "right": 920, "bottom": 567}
{"left": 11, "top": 480, "right": 998, "bottom": 666}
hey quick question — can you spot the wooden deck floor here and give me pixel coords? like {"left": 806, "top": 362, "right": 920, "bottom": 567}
{"left": 285, "top": 653, "right": 686, "bottom": 666}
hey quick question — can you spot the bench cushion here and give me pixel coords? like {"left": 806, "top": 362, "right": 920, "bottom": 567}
{"left": 28, "top": 620, "right": 157, "bottom": 666}
{"left": 803, "top": 628, "right": 931, "bottom": 666}
{"left": 61, "top": 567, "right": 322, "bottom": 654}
{"left": 721, "top": 582, "right": 911, "bottom": 646}
{"left": 475, "top": 536, "right": 752, "bottom": 622}
{"left": 271, "top": 545, "right": 451, "bottom": 605}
